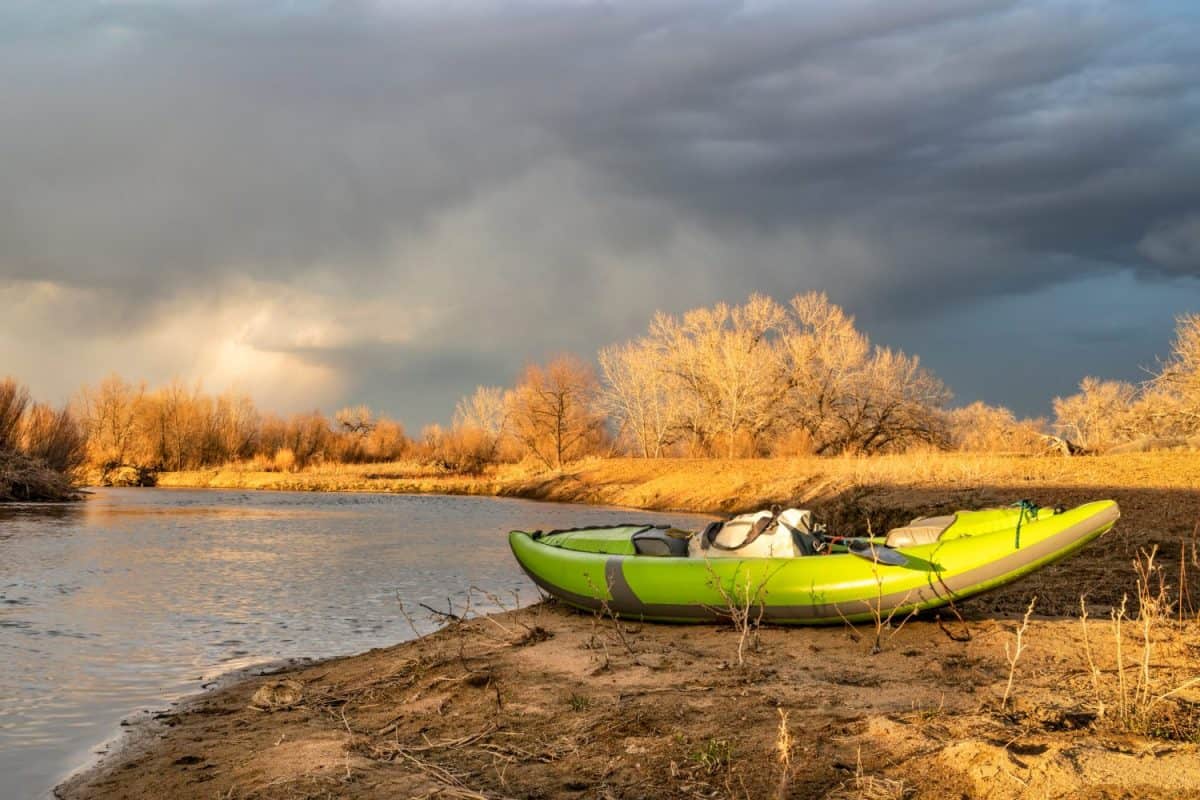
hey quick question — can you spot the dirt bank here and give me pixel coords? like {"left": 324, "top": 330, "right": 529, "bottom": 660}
{"left": 60, "top": 464, "right": 1200, "bottom": 799}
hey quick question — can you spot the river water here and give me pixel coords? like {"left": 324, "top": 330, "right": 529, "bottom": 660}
{"left": 0, "top": 488, "right": 710, "bottom": 799}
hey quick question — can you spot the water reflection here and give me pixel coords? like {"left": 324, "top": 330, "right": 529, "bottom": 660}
{"left": 0, "top": 488, "right": 710, "bottom": 798}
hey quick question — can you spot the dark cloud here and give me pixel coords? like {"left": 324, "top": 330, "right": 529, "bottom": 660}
{"left": 2, "top": 0, "right": 1198, "bottom": 419}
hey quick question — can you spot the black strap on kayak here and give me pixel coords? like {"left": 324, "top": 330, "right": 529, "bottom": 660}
{"left": 701, "top": 513, "right": 777, "bottom": 551}
{"left": 779, "top": 520, "right": 822, "bottom": 555}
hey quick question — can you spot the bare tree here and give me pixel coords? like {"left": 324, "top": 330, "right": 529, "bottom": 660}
{"left": 597, "top": 339, "right": 681, "bottom": 457}
{"left": 650, "top": 294, "right": 788, "bottom": 457}
{"left": 778, "top": 292, "right": 870, "bottom": 450}
{"left": 824, "top": 347, "right": 949, "bottom": 454}
{"left": 215, "top": 391, "right": 261, "bottom": 462}
{"left": 1149, "top": 313, "right": 1200, "bottom": 436}
{"left": 335, "top": 405, "right": 376, "bottom": 436}
{"left": 947, "top": 401, "right": 1043, "bottom": 453}
{"left": 75, "top": 374, "right": 149, "bottom": 469}
{"left": 778, "top": 293, "right": 948, "bottom": 454}
{"left": 1053, "top": 377, "right": 1137, "bottom": 452}
{"left": 453, "top": 386, "right": 510, "bottom": 441}
{"left": 510, "top": 355, "right": 605, "bottom": 469}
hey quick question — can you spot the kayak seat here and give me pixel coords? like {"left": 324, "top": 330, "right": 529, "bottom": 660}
{"left": 632, "top": 527, "right": 691, "bottom": 557}
{"left": 885, "top": 515, "right": 956, "bottom": 548}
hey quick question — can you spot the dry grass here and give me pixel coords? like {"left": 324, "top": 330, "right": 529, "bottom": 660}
{"left": 1078, "top": 547, "right": 1200, "bottom": 740}
{"left": 156, "top": 451, "right": 1200, "bottom": 512}
{"left": 1001, "top": 596, "right": 1036, "bottom": 711}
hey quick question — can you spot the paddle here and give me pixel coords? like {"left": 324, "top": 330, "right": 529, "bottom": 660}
{"left": 846, "top": 539, "right": 909, "bottom": 567}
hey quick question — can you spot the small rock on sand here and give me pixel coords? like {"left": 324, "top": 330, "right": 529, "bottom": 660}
{"left": 249, "top": 679, "right": 303, "bottom": 711}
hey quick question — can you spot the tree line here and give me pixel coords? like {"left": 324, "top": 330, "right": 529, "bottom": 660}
{"left": 4, "top": 293, "right": 1199, "bottom": 483}
{"left": 431, "top": 293, "right": 1200, "bottom": 467}
{"left": 74, "top": 376, "right": 408, "bottom": 477}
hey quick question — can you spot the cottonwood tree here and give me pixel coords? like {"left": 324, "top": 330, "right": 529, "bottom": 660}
{"left": 453, "top": 386, "right": 510, "bottom": 441}
{"left": 946, "top": 402, "right": 1043, "bottom": 453}
{"left": 1052, "top": 377, "right": 1137, "bottom": 451}
{"left": 778, "top": 292, "right": 871, "bottom": 451}
{"left": 510, "top": 355, "right": 605, "bottom": 469}
{"left": 0, "top": 377, "right": 85, "bottom": 474}
{"left": 597, "top": 339, "right": 681, "bottom": 457}
{"left": 605, "top": 292, "right": 951, "bottom": 457}
{"left": 1150, "top": 313, "right": 1200, "bottom": 435}
{"left": 425, "top": 386, "right": 514, "bottom": 469}
{"left": 153, "top": 379, "right": 206, "bottom": 470}
{"left": 335, "top": 405, "right": 376, "bottom": 436}
{"left": 778, "top": 292, "right": 948, "bottom": 454}
{"left": 649, "top": 294, "right": 788, "bottom": 457}
{"left": 822, "top": 347, "right": 949, "bottom": 454}
{"left": 75, "top": 374, "right": 150, "bottom": 469}
{"left": 213, "top": 391, "right": 261, "bottom": 462}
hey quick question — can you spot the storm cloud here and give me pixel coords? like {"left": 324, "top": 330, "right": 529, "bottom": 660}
{"left": 3, "top": 0, "right": 1199, "bottom": 420}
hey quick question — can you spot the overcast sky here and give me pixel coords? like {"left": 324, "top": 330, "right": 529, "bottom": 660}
{"left": 3, "top": 0, "right": 1198, "bottom": 423}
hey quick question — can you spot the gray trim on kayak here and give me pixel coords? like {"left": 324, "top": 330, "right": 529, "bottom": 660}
{"left": 515, "top": 503, "right": 1120, "bottom": 623}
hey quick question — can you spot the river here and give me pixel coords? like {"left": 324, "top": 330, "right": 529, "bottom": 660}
{"left": 0, "top": 488, "right": 710, "bottom": 799}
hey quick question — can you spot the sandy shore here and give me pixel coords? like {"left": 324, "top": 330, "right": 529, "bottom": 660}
{"left": 63, "top": 455, "right": 1200, "bottom": 798}
{"left": 57, "top": 600, "right": 1200, "bottom": 799}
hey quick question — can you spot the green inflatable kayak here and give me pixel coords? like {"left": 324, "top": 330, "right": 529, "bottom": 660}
{"left": 509, "top": 500, "right": 1119, "bottom": 624}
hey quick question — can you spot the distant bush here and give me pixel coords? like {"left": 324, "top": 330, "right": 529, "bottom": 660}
{"left": 0, "top": 449, "right": 77, "bottom": 501}
{"left": 272, "top": 448, "right": 297, "bottom": 473}
{"left": 947, "top": 402, "right": 1044, "bottom": 454}
{"left": 20, "top": 403, "right": 86, "bottom": 474}
{"left": 72, "top": 375, "right": 416, "bottom": 474}
{"left": 421, "top": 424, "right": 501, "bottom": 474}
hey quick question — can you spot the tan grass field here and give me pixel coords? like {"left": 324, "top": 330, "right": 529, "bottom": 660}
{"left": 157, "top": 451, "right": 1200, "bottom": 511}
{"left": 66, "top": 453, "right": 1200, "bottom": 798}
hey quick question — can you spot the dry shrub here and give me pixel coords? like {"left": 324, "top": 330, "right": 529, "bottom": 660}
{"left": 20, "top": 403, "right": 86, "bottom": 473}
{"left": 423, "top": 425, "right": 500, "bottom": 474}
{"left": 0, "top": 449, "right": 77, "bottom": 501}
{"left": 272, "top": 447, "right": 297, "bottom": 473}
{"left": 0, "top": 377, "right": 31, "bottom": 452}
{"left": 1079, "top": 547, "right": 1200, "bottom": 740}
